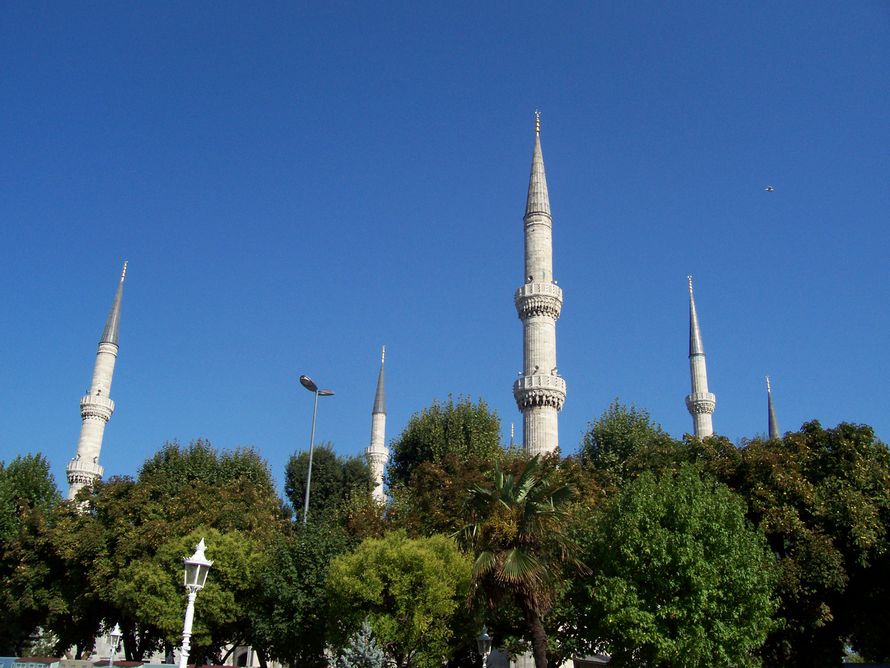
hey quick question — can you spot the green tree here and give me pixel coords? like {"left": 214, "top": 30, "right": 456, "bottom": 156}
{"left": 571, "top": 465, "right": 776, "bottom": 668}
{"left": 249, "top": 520, "right": 354, "bottom": 668}
{"left": 47, "top": 440, "right": 289, "bottom": 661}
{"left": 0, "top": 454, "right": 63, "bottom": 656}
{"left": 723, "top": 422, "right": 890, "bottom": 667}
{"left": 579, "top": 400, "right": 676, "bottom": 486}
{"left": 0, "top": 454, "right": 60, "bottom": 544}
{"left": 285, "top": 443, "right": 371, "bottom": 523}
{"left": 458, "top": 455, "right": 583, "bottom": 668}
{"left": 388, "top": 397, "right": 502, "bottom": 489}
{"left": 388, "top": 454, "right": 491, "bottom": 537}
{"left": 328, "top": 531, "right": 474, "bottom": 668}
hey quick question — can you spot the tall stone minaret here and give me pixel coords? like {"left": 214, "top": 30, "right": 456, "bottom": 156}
{"left": 685, "top": 276, "right": 716, "bottom": 438}
{"left": 513, "top": 113, "right": 566, "bottom": 456}
{"left": 66, "top": 262, "right": 127, "bottom": 500}
{"left": 766, "top": 376, "right": 780, "bottom": 440}
{"left": 366, "top": 346, "right": 388, "bottom": 503}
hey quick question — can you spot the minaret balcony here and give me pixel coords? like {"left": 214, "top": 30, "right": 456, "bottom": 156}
{"left": 513, "top": 373, "right": 567, "bottom": 410}
{"left": 80, "top": 393, "right": 115, "bottom": 421}
{"left": 66, "top": 457, "right": 104, "bottom": 480}
{"left": 685, "top": 392, "right": 716, "bottom": 415}
{"left": 515, "top": 282, "right": 563, "bottom": 320}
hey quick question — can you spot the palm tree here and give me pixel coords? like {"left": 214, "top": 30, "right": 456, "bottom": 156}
{"left": 457, "top": 455, "right": 585, "bottom": 668}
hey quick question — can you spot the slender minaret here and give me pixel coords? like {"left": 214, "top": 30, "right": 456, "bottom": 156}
{"left": 513, "top": 113, "right": 566, "bottom": 456}
{"left": 685, "top": 276, "right": 716, "bottom": 438}
{"left": 66, "top": 262, "right": 127, "bottom": 500}
{"left": 366, "top": 346, "right": 388, "bottom": 503}
{"left": 766, "top": 376, "right": 780, "bottom": 440}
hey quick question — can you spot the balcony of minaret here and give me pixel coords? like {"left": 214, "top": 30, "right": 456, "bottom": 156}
{"left": 685, "top": 392, "right": 716, "bottom": 415}
{"left": 513, "top": 374, "right": 567, "bottom": 410}
{"left": 515, "top": 282, "right": 563, "bottom": 320}
{"left": 80, "top": 393, "right": 115, "bottom": 421}
{"left": 66, "top": 457, "right": 104, "bottom": 484}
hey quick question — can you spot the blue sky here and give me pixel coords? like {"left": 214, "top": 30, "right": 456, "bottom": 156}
{"left": 2, "top": 2, "right": 888, "bottom": 495}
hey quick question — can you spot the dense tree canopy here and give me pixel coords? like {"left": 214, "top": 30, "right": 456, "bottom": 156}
{"left": 0, "top": 454, "right": 60, "bottom": 544}
{"left": 327, "top": 531, "right": 474, "bottom": 668}
{"left": 0, "top": 454, "right": 63, "bottom": 655}
{"left": 569, "top": 465, "right": 776, "bottom": 668}
{"left": 724, "top": 422, "right": 890, "bottom": 666}
{"left": 249, "top": 521, "right": 355, "bottom": 668}
{"left": 579, "top": 400, "right": 675, "bottom": 487}
{"left": 388, "top": 396, "right": 502, "bottom": 489}
{"left": 284, "top": 443, "right": 371, "bottom": 523}
{"left": 4, "top": 398, "right": 889, "bottom": 668}
{"left": 579, "top": 412, "right": 890, "bottom": 667}
{"left": 46, "top": 440, "right": 289, "bottom": 662}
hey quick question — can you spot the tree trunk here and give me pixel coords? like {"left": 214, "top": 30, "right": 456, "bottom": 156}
{"left": 522, "top": 600, "right": 548, "bottom": 668}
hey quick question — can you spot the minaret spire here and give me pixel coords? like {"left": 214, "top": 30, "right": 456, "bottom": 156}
{"left": 513, "top": 114, "right": 566, "bottom": 456}
{"left": 685, "top": 276, "right": 716, "bottom": 438}
{"left": 766, "top": 376, "right": 780, "bottom": 440}
{"left": 67, "top": 262, "right": 128, "bottom": 500}
{"left": 101, "top": 261, "right": 127, "bottom": 345}
{"left": 366, "top": 346, "right": 388, "bottom": 503}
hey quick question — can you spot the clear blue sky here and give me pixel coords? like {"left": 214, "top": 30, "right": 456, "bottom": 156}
{"left": 2, "top": 2, "right": 888, "bottom": 494}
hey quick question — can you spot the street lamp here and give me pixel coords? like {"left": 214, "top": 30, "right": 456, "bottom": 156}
{"left": 299, "top": 374, "right": 334, "bottom": 525}
{"left": 107, "top": 623, "right": 122, "bottom": 668}
{"left": 476, "top": 626, "right": 492, "bottom": 668}
{"left": 178, "top": 538, "right": 213, "bottom": 668}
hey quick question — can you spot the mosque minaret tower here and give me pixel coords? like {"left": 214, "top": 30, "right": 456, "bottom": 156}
{"left": 66, "top": 261, "right": 127, "bottom": 500}
{"left": 366, "top": 346, "right": 388, "bottom": 503}
{"left": 685, "top": 276, "right": 716, "bottom": 438}
{"left": 513, "top": 113, "right": 566, "bottom": 456}
{"left": 767, "top": 375, "right": 780, "bottom": 440}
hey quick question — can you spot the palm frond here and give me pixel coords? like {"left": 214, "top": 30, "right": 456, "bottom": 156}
{"left": 473, "top": 550, "right": 498, "bottom": 577}
{"left": 514, "top": 455, "right": 541, "bottom": 502}
{"left": 499, "top": 547, "right": 544, "bottom": 585}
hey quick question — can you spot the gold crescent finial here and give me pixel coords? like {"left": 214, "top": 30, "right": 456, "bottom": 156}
{"left": 121, "top": 260, "right": 128, "bottom": 282}
{"left": 534, "top": 110, "right": 541, "bottom": 135}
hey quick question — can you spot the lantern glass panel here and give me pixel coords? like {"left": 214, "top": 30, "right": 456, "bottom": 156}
{"left": 184, "top": 561, "right": 200, "bottom": 588}
{"left": 195, "top": 563, "right": 210, "bottom": 589}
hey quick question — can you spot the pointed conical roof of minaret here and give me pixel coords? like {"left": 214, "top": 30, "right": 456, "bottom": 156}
{"left": 372, "top": 346, "right": 385, "bottom": 414}
{"left": 688, "top": 275, "right": 705, "bottom": 357}
{"left": 100, "top": 261, "right": 127, "bottom": 345}
{"left": 525, "top": 112, "right": 551, "bottom": 218}
{"left": 767, "top": 376, "right": 780, "bottom": 440}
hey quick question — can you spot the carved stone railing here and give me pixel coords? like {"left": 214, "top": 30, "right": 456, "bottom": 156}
{"left": 80, "top": 393, "right": 115, "bottom": 421}
{"left": 514, "top": 282, "right": 563, "bottom": 320}
{"left": 685, "top": 392, "right": 716, "bottom": 415}
{"left": 513, "top": 373, "right": 567, "bottom": 410}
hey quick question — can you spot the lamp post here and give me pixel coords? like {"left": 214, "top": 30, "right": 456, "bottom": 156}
{"left": 178, "top": 538, "right": 213, "bottom": 668}
{"left": 107, "top": 623, "right": 122, "bottom": 668}
{"left": 476, "top": 626, "right": 492, "bottom": 668}
{"left": 299, "top": 374, "right": 334, "bottom": 525}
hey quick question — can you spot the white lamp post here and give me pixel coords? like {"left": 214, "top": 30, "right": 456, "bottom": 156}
{"left": 299, "top": 374, "right": 334, "bottom": 525}
{"left": 477, "top": 626, "right": 492, "bottom": 668}
{"left": 178, "top": 538, "right": 213, "bottom": 668}
{"left": 107, "top": 623, "right": 122, "bottom": 668}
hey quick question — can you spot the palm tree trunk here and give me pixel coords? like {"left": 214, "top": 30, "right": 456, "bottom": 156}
{"left": 522, "top": 600, "right": 548, "bottom": 668}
